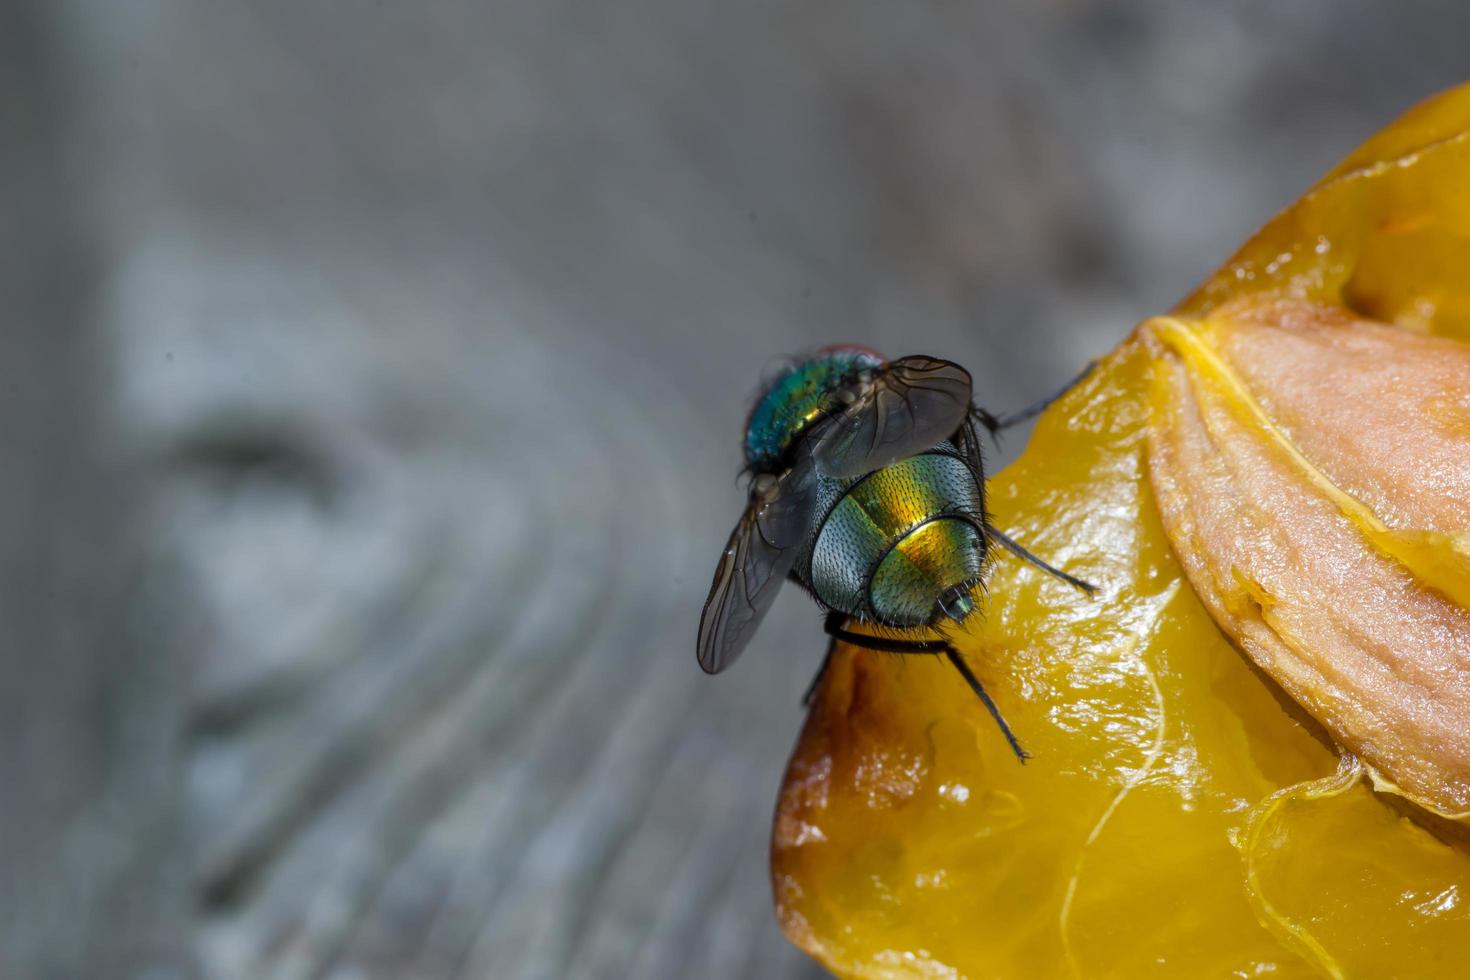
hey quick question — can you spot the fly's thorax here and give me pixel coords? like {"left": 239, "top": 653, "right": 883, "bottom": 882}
{"left": 743, "top": 349, "right": 883, "bottom": 470}
{"left": 795, "top": 449, "right": 987, "bottom": 627}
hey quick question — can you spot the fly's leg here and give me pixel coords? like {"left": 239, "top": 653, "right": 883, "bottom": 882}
{"left": 973, "top": 360, "right": 1097, "bottom": 436}
{"left": 957, "top": 366, "right": 1101, "bottom": 598}
{"left": 939, "top": 645, "right": 1030, "bottom": 763}
{"left": 801, "top": 633, "right": 837, "bottom": 708}
{"left": 987, "top": 527, "right": 1097, "bottom": 595}
{"left": 817, "top": 613, "right": 1028, "bottom": 762}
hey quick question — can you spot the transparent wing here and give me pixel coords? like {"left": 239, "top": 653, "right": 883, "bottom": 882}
{"left": 810, "top": 355, "right": 973, "bottom": 479}
{"left": 696, "top": 462, "right": 816, "bottom": 675}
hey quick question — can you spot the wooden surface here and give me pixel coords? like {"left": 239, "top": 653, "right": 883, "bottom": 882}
{"left": 9, "top": 3, "right": 1470, "bottom": 978}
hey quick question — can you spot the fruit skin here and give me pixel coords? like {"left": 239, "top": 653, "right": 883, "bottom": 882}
{"left": 772, "top": 82, "right": 1470, "bottom": 979}
{"left": 1178, "top": 83, "right": 1470, "bottom": 344}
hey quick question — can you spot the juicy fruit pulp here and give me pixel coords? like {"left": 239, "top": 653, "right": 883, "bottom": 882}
{"left": 773, "top": 82, "right": 1470, "bottom": 978}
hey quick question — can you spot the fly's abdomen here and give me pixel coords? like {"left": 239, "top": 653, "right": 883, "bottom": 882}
{"left": 869, "top": 517, "right": 984, "bottom": 624}
{"left": 806, "top": 452, "right": 985, "bottom": 627}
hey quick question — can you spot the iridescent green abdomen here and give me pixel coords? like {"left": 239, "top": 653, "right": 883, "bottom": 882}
{"left": 744, "top": 348, "right": 882, "bottom": 469}
{"left": 798, "top": 450, "right": 986, "bottom": 627}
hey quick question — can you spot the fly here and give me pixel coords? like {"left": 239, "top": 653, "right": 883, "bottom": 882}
{"left": 697, "top": 347, "right": 1095, "bottom": 760}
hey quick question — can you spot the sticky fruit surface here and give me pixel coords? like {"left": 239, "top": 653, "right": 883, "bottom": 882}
{"left": 773, "top": 83, "right": 1470, "bottom": 979}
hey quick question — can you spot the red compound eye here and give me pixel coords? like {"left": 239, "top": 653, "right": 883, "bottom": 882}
{"left": 811, "top": 343, "right": 886, "bottom": 363}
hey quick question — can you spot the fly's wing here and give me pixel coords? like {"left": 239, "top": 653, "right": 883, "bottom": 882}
{"left": 952, "top": 412, "right": 993, "bottom": 561}
{"left": 810, "top": 355, "right": 973, "bottom": 479}
{"left": 696, "top": 461, "right": 816, "bottom": 675}
{"left": 952, "top": 411, "right": 988, "bottom": 489}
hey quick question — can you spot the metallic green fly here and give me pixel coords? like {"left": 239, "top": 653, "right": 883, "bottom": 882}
{"left": 697, "top": 346, "right": 1094, "bottom": 760}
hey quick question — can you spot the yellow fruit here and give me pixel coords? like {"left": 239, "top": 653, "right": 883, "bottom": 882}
{"left": 773, "top": 83, "right": 1470, "bottom": 979}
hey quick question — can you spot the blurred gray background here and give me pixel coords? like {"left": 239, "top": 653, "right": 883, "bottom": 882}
{"left": 3, "top": 2, "right": 1468, "bottom": 978}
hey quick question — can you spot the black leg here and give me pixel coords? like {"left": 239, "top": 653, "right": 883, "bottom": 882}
{"left": 975, "top": 360, "right": 1097, "bottom": 436}
{"left": 824, "top": 623, "right": 948, "bottom": 655}
{"left": 941, "top": 647, "right": 1029, "bottom": 762}
{"left": 801, "top": 636, "right": 836, "bottom": 707}
{"left": 988, "top": 527, "right": 1096, "bottom": 595}
{"left": 820, "top": 613, "right": 1028, "bottom": 762}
